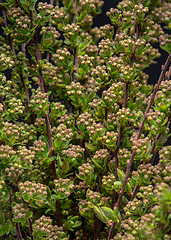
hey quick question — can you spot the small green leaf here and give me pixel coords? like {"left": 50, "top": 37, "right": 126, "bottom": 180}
{"left": 4, "top": 191, "right": 9, "bottom": 200}
{"left": 62, "top": 161, "right": 69, "bottom": 172}
{"left": 25, "top": 212, "right": 33, "bottom": 219}
{"left": 0, "top": 213, "right": 4, "bottom": 225}
{"left": 101, "top": 207, "right": 116, "bottom": 221}
{"left": 23, "top": 193, "right": 30, "bottom": 202}
{"left": 11, "top": 227, "right": 16, "bottom": 235}
{"left": 93, "top": 205, "right": 108, "bottom": 224}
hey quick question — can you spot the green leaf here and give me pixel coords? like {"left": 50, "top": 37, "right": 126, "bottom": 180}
{"left": 117, "top": 169, "right": 125, "bottom": 183}
{"left": 47, "top": 187, "right": 51, "bottom": 202}
{"left": 3, "top": 191, "right": 9, "bottom": 200}
{"left": 23, "top": 193, "right": 30, "bottom": 202}
{"left": 93, "top": 205, "right": 108, "bottom": 224}
{"left": 58, "top": 23, "right": 65, "bottom": 31}
{"left": 101, "top": 207, "right": 117, "bottom": 221}
{"left": 79, "top": 39, "right": 92, "bottom": 53}
{"left": 25, "top": 212, "right": 32, "bottom": 219}
{"left": 0, "top": 212, "right": 4, "bottom": 225}
{"left": 62, "top": 161, "right": 69, "bottom": 172}
{"left": 11, "top": 227, "right": 16, "bottom": 236}
{"left": 20, "top": 217, "right": 26, "bottom": 226}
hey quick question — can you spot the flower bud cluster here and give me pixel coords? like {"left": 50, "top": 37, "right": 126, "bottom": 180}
{"left": 124, "top": 185, "right": 154, "bottom": 218}
{"left": 78, "top": 54, "right": 94, "bottom": 73}
{"left": 2, "top": 78, "right": 19, "bottom": 101}
{"left": 41, "top": 61, "right": 61, "bottom": 84}
{"left": 102, "top": 173, "right": 115, "bottom": 191}
{"left": 118, "top": 148, "right": 132, "bottom": 169}
{"left": 159, "top": 33, "right": 171, "bottom": 48}
{"left": 17, "top": 122, "right": 36, "bottom": 144}
{"left": 12, "top": 202, "right": 30, "bottom": 220}
{"left": 114, "top": 217, "right": 140, "bottom": 239}
{"left": 0, "top": 53, "right": 14, "bottom": 70}
{"left": 30, "top": 139, "right": 46, "bottom": 153}
{"left": 87, "top": 122, "right": 105, "bottom": 142}
{"left": 17, "top": 146, "right": 35, "bottom": 165}
{"left": 85, "top": 44, "right": 99, "bottom": 56}
{"left": 0, "top": 178, "right": 5, "bottom": 192}
{"left": 1, "top": 122, "right": 20, "bottom": 141}
{"left": 161, "top": 3, "right": 171, "bottom": 24}
{"left": 52, "top": 48, "right": 71, "bottom": 66}
{"left": 106, "top": 8, "right": 122, "bottom": 26}
{"left": 5, "top": 162, "right": 23, "bottom": 179}
{"left": 92, "top": 149, "right": 109, "bottom": 171}
{"left": 84, "top": 77, "right": 100, "bottom": 94}
{"left": 33, "top": 215, "right": 68, "bottom": 239}
{"left": 62, "top": 145, "right": 85, "bottom": 161}
{"left": 159, "top": 146, "right": 171, "bottom": 165}
{"left": 54, "top": 178, "right": 74, "bottom": 199}
{"left": 51, "top": 6, "right": 69, "bottom": 25}
{"left": 34, "top": 117, "right": 46, "bottom": 133}
{"left": 52, "top": 124, "right": 73, "bottom": 142}
{"left": 7, "top": 97, "right": 25, "bottom": 119}
{"left": 147, "top": 109, "right": 165, "bottom": 135}
{"left": 107, "top": 57, "right": 123, "bottom": 76}
{"left": 8, "top": 7, "right": 31, "bottom": 30}
{"left": 27, "top": 158, "right": 46, "bottom": 182}
{"left": 78, "top": 0, "right": 104, "bottom": 12}
{"left": 29, "top": 92, "right": 50, "bottom": 117}
{"left": 91, "top": 65, "right": 108, "bottom": 85}
{"left": 19, "top": 181, "right": 47, "bottom": 203}
{"left": 100, "top": 24, "right": 114, "bottom": 37}
{"left": 103, "top": 131, "right": 118, "bottom": 150}
{"left": 132, "top": 163, "right": 154, "bottom": 186}
{"left": 130, "top": 135, "right": 151, "bottom": 163}
{"left": 50, "top": 102, "right": 66, "bottom": 121}
{"left": 37, "top": 2, "right": 53, "bottom": 15}
{"left": 86, "top": 190, "right": 101, "bottom": 205}
{"left": 0, "top": 73, "right": 7, "bottom": 98}
{"left": 77, "top": 112, "right": 95, "bottom": 134}
{"left": 0, "top": 145, "right": 16, "bottom": 161}
{"left": 66, "top": 82, "right": 84, "bottom": 97}
{"left": 152, "top": 161, "right": 171, "bottom": 185}
{"left": 91, "top": 27, "right": 105, "bottom": 41}
{"left": 14, "top": 51, "right": 29, "bottom": 69}
{"left": 0, "top": 38, "right": 11, "bottom": 55}
{"left": 75, "top": 229, "right": 89, "bottom": 240}
{"left": 40, "top": 26, "right": 60, "bottom": 40}
{"left": 99, "top": 38, "right": 114, "bottom": 58}
{"left": 74, "top": 181, "right": 88, "bottom": 197}
{"left": 116, "top": 108, "right": 133, "bottom": 126}
{"left": 160, "top": 80, "right": 171, "bottom": 96}
{"left": 78, "top": 163, "right": 94, "bottom": 183}
{"left": 58, "top": 113, "right": 75, "bottom": 128}
{"left": 62, "top": 24, "right": 80, "bottom": 39}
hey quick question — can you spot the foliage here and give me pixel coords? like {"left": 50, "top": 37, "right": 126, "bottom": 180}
{"left": 0, "top": 0, "right": 171, "bottom": 239}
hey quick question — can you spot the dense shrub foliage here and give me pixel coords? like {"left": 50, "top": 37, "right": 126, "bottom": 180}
{"left": 1, "top": 0, "right": 171, "bottom": 239}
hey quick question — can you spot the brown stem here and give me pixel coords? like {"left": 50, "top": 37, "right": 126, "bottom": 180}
{"left": 73, "top": 0, "right": 79, "bottom": 79}
{"left": 31, "top": 9, "right": 62, "bottom": 225}
{"left": 28, "top": 218, "right": 33, "bottom": 240}
{"left": 16, "top": 222, "right": 23, "bottom": 240}
{"left": 94, "top": 215, "right": 98, "bottom": 240}
{"left": 73, "top": 0, "right": 77, "bottom": 25}
{"left": 108, "top": 54, "right": 171, "bottom": 240}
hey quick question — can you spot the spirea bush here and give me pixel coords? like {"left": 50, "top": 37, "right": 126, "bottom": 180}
{"left": 1, "top": 0, "right": 171, "bottom": 239}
